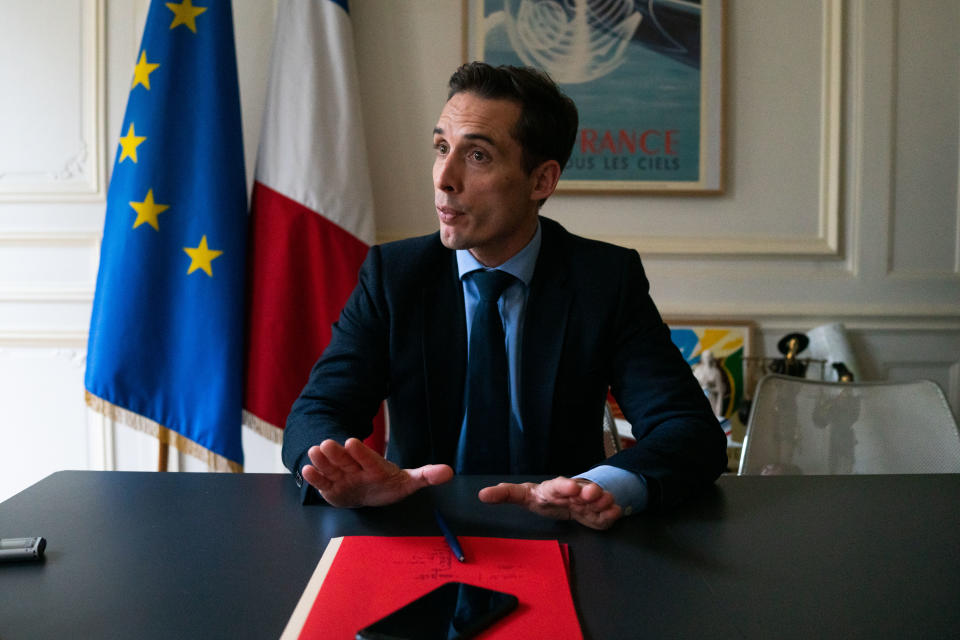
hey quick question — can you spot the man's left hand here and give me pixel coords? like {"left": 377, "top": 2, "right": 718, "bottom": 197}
{"left": 477, "top": 477, "right": 623, "bottom": 530}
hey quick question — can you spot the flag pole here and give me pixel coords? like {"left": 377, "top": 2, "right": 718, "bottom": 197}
{"left": 158, "top": 442, "right": 169, "bottom": 472}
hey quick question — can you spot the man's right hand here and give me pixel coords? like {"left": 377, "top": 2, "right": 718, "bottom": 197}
{"left": 302, "top": 437, "right": 454, "bottom": 507}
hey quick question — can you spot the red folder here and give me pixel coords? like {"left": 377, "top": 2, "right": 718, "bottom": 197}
{"left": 281, "top": 536, "right": 582, "bottom": 639}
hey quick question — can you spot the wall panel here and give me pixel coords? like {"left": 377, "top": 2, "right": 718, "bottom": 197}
{"left": 889, "top": 0, "right": 960, "bottom": 276}
{"left": 0, "top": 347, "right": 89, "bottom": 502}
{"left": 0, "top": 0, "right": 104, "bottom": 199}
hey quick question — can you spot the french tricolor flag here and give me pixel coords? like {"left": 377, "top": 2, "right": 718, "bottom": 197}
{"left": 244, "top": 0, "right": 383, "bottom": 451}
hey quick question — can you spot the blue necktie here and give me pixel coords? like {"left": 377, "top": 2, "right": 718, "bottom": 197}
{"left": 457, "top": 269, "right": 515, "bottom": 474}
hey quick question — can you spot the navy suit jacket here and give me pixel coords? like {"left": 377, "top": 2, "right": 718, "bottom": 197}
{"left": 283, "top": 216, "right": 727, "bottom": 508}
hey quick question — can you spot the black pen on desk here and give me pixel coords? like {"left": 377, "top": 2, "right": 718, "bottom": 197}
{"left": 434, "top": 509, "right": 466, "bottom": 563}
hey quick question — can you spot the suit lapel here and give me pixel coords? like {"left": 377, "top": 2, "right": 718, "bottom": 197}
{"left": 518, "top": 220, "right": 571, "bottom": 473}
{"left": 422, "top": 249, "right": 467, "bottom": 462}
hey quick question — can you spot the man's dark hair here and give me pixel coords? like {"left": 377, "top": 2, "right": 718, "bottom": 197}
{"left": 447, "top": 62, "right": 579, "bottom": 175}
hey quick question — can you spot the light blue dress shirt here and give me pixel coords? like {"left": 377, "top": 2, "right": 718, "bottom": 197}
{"left": 455, "top": 222, "right": 648, "bottom": 514}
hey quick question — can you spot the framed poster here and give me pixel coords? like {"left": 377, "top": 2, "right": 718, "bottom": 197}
{"left": 464, "top": 0, "right": 724, "bottom": 193}
{"left": 667, "top": 320, "right": 751, "bottom": 421}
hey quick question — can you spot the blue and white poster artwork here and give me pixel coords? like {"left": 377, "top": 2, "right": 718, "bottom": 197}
{"left": 465, "top": 0, "right": 723, "bottom": 192}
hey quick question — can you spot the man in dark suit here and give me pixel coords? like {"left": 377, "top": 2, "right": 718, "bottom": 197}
{"left": 283, "top": 62, "right": 726, "bottom": 530}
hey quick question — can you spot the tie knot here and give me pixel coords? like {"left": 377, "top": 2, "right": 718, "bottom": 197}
{"left": 472, "top": 269, "right": 515, "bottom": 302}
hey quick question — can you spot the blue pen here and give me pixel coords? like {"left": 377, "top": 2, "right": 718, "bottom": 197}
{"left": 434, "top": 509, "right": 466, "bottom": 563}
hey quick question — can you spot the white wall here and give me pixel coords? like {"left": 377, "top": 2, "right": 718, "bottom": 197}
{"left": 1, "top": 0, "right": 958, "bottom": 501}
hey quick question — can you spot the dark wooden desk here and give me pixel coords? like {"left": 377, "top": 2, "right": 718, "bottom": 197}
{"left": 1, "top": 471, "right": 958, "bottom": 639}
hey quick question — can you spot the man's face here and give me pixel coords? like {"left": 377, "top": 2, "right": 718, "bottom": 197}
{"left": 433, "top": 92, "right": 548, "bottom": 267}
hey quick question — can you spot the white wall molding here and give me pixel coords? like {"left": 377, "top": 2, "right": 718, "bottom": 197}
{"left": 662, "top": 307, "right": 960, "bottom": 332}
{"left": 376, "top": 231, "right": 847, "bottom": 257}
{"left": 885, "top": 0, "right": 960, "bottom": 277}
{"left": 887, "top": 271, "right": 960, "bottom": 283}
{"left": 587, "top": 0, "right": 845, "bottom": 258}
{"left": 591, "top": 232, "right": 841, "bottom": 257}
{"left": 86, "top": 408, "right": 116, "bottom": 471}
{"left": 817, "top": 0, "right": 844, "bottom": 258}
{"left": 0, "top": 230, "right": 101, "bottom": 246}
{"left": 0, "top": 286, "right": 94, "bottom": 303}
{"left": 0, "top": 330, "right": 88, "bottom": 347}
{"left": 0, "top": 0, "right": 105, "bottom": 201}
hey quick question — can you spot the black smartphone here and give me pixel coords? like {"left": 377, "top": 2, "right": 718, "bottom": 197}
{"left": 355, "top": 581, "right": 518, "bottom": 640}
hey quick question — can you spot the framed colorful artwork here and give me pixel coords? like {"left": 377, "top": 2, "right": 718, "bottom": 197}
{"left": 667, "top": 319, "right": 752, "bottom": 421}
{"left": 463, "top": 0, "right": 725, "bottom": 193}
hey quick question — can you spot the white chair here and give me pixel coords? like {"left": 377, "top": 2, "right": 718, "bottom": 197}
{"left": 739, "top": 374, "right": 960, "bottom": 475}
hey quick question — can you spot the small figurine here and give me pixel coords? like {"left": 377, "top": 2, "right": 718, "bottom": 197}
{"left": 693, "top": 350, "right": 730, "bottom": 418}
{"left": 770, "top": 333, "right": 809, "bottom": 377}
{"left": 832, "top": 362, "right": 855, "bottom": 382}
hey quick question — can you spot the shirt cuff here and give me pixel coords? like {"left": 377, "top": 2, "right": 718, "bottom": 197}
{"left": 576, "top": 465, "right": 648, "bottom": 516}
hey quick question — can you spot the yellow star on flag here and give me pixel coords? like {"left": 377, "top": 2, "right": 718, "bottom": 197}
{"left": 129, "top": 189, "right": 170, "bottom": 231}
{"left": 183, "top": 235, "right": 223, "bottom": 277}
{"left": 131, "top": 51, "right": 160, "bottom": 90}
{"left": 118, "top": 123, "right": 147, "bottom": 164}
{"left": 166, "top": 0, "right": 207, "bottom": 33}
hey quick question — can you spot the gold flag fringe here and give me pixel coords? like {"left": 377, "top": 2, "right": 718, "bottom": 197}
{"left": 85, "top": 391, "right": 243, "bottom": 473}
{"left": 242, "top": 409, "right": 284, "bottom": 444}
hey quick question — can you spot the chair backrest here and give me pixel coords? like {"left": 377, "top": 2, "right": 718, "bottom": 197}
{"left": 602, "top": 402, "right": 622, "bottom": 458}
{"left": 739, "top": 374, "right": 960, "bottom": 475}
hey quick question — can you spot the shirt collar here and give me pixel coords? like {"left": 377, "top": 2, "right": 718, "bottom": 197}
{"left": 456, "top": 220, "right": 542, "bottom": 287}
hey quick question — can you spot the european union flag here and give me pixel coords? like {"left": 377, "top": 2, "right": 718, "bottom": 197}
{"left": 85, "top": 0, "right": 247, "bottom": 470}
